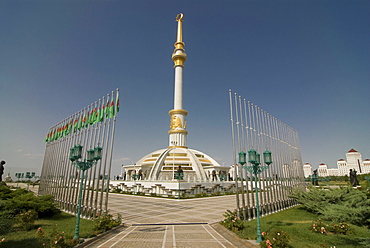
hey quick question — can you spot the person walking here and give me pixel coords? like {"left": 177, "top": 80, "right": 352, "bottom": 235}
{"left": 0, "top": 161, "right": 5, "bottom": 182}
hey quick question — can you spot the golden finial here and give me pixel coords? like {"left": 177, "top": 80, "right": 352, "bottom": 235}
{"left": 172, "top": 13, "right": 186, "bottom": 67}
{"left": 175, "top": 13, "right": 184, "bottom": 43}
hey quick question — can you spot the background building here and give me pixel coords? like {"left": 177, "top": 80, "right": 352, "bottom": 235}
{"left": 336, "top": 149, "right": 370, "bottom": 176}
{"left": 318, "top": 163, "right": 328, "bottom": 177}
{"left": 304, "top": 148, "right": 370, "bottom": 177}
{"left": 303, "top": 163, "right": 312, "bottom": 178}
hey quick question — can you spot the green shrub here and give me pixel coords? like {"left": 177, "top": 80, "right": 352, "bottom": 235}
{"left": 36, "top": 225, "right": 79, "bottom": 248}
{"left": 93, "top": 213, "right": 122, "bottom": 233}
{"left": 0, "top": 186, "right": 13, "bottom": 200}
{"left": 15, "top": 209, "right": 38, "bottom": 231}
{"left": 111, "top": 188, "right": 122, "bottom": 194}
{"left": 0, "top": 209, "right": 14, "bottom": 234}
{"left": 311, "top": 219, "right": 351, "bottom": 235}
{"left": 290, "top": 187, "right": 370, "bottom": 228}
{"left": 195, "top": 192, "right": 208, "bottom": 198}
{"left": 260, "top": 230, "right": 289, "bottom": 248}
{"left": 220, "top": 209, "right": 244, "bottom": 232}
{"left": 3, "top": 193, "right": 60, "bottom": 218}
{"left": 211, "top": 191, "right": 221, "bottom": 196}
{"left": 311, "top": 218, "right": 328, "bottom": 234}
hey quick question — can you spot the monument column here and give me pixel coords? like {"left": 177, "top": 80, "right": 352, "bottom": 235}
{"left": 169, "top": 13, "right": 188, "bottom": 148}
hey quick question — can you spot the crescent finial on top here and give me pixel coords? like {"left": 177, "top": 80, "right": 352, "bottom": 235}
{"left": 175, "top": 13, "right": 184, "bottom": 43}
{"left": 176, "top": 13, "right": 184, "bottom": 22}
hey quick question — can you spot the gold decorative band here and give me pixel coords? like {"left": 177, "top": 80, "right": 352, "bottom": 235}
{"left": 172, "top": 54, "right": 186, "bottom": 67}
{"left": 168, "top": 130, "right": 188, "bottom": 135}
{"left": 174, "top": 41, "right": 185, "bottom": 49}
{"left": 169, "top": 109, "right": 188, "bottom": 116}
{"left": 167, "top": 145, "right": 188, "bottom": 149}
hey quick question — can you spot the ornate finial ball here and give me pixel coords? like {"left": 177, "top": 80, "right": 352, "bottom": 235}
{"left": 176, "top": 13, "right": 184, "bottom": 21}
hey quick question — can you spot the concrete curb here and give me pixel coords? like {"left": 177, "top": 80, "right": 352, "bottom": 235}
{"left": 74, "top": 224, "right": 127, "bottom": 248}
{"left": 210, "top": 223, "right": 259, "bottom": 248}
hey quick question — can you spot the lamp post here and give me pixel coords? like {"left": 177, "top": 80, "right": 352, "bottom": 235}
{"left": 174, "top": 166, "right": 184, "bottom": 199}
{"left": 239, "top": 149, "right": 272, "bottom": 243}
{"left": 25, "top": 172, "right": 36, "bottom": 191}
{"left": 131, "top": 173, "right": 139, "bottom": 194}
{"left": 69, "top": 144, "right": 102, "bottom": 240}
{"left": 219, "top": 173, "right": 227, "bottom": 195}
{"left": 171, "top": 141, "right": 177, "bottom": 180}
{"left": 15, "top": 173, "right": 24, "bottom": 188}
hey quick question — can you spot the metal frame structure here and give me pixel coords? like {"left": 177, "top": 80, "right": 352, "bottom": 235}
{"left": 229, "top": 89, "right": 305, "bottom": 221}
{"left": 39, "top": 89, "right": 119, "bottom": 218}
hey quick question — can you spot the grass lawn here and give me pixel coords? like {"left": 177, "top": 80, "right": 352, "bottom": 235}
{"left": 1, "top": 212, "right": 96, "bottom": 248}
{"left": 238, "top": 206, "right": 369, "bottom": 248}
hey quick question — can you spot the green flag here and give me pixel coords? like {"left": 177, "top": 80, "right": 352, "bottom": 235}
{"left": 66, "top": 119, "right": 72, "bottom": 135}
{"left": 108, "top": 98, "right": 115, "bottom": 118}
{"left": 73, "top": 116, "right": 79, "bottom": 133}
{"left": 93, "top": 107, "right": 100, "bottom": 124}
{"left": 98, "top": 103, "right": 105, "bottom": 122}
{"left": 82, "top": 113, "right": 88, "bottom": 128}
{"left": 105, "top": 99, "right": 110, "bottom": 118}
{"left": 115, "top": 90, "right": 120, "bottom": 115}
{"left": 90, "top": 107, "right": 97, "bottom": 125}
{"left": 44, "top": 131, "right": 51, "bottom": 143}
{"left": 78, "top": 113, "right": 84, "bottom": 131}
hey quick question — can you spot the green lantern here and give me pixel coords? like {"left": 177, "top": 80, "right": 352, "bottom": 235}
{"left": 87, "top": 149, "right": 95, "bottom": 162}
{"left": 255, "top": 153, "right": 261, "bottom": 166}
{"left": 69, "top": 147, "right": 76, "bottom": 161}
{"left": 238, "top": 151, "right": 247, "bottom": 165}
{"left": 94, "top": 146, "right": 102, "bottom": 160}
{"left": 248, "top": 149, "right": 257, "bottom": 164}
{"left": 263, "top": 150, "right": 272, "bottom": 165}
{"left": 75, "top": 145, "right": 83, "bottom": 160}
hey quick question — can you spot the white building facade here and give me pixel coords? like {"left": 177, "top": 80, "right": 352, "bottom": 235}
{"left": 303, "top": 163, "right": 312, "bottom": 178}
{"left": 318, "top": 163, "right": 328, "bottom": 177}
{"left": 336, "top": 149, "right": 370, "bottom": 176}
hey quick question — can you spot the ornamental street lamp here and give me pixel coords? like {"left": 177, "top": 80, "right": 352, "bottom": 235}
{"left": 174, "top": 166, "right": 184, "bottom": 199}
{"left": 219, "top": 173, "right": 227, "bottom": 195}
{"left": 69, "top": 144, "right": 102, "bottom": 240}
{"left": 131, "top": 173, "right": 139, "bottom": 194}
{"left": 15, "top": 173, "right": 24, "bottom": 188}
{"left": 239, "top": 149, "right": 272, "bottom": 243}
{"left": 25, "top": 172, "right": 36, "bottom": 191}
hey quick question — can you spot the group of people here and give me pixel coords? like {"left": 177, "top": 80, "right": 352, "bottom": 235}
{"left": 349, "top": 169, "right": 360, "bottom": 187}
{"left": 311, "top": 167, "right": 360, "bottom": 187}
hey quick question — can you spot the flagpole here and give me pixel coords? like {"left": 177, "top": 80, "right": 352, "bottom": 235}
{"left": 94, "top": 96, "right": 106, "bottom": 216}
{"left": 99, "top": 93, "right": 111, "bottom": 215}
{"left": 228, "top": 90, "right": 240, "bottom": 217}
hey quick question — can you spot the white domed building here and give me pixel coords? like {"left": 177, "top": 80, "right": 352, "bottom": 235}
{"left": 131, "top": 147, "right": 226, "bottom": 182}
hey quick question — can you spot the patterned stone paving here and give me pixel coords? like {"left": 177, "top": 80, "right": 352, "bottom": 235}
{"left": 8, "top": 184, "right": 257, "bottom": 247}
{"left": 78, "top": 194, "right": 259, "bottom": 248}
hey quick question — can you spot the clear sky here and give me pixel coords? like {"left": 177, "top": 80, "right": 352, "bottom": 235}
{"left": 1, "top": 0, "right": 369, "bottom": 178}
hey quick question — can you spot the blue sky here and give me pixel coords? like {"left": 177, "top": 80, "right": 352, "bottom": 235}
{"left": 1, "top": 0, "right": 369, "bottom": 178}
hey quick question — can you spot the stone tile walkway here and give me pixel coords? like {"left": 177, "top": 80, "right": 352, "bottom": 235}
{"left": 83, "top": 224, "right": 244, "bottom": 248}
{"left": 106, "top": 193, "right": 238, "bottom": 225}
{"left": 7, "top": 183, "right": 258, "bottom": 247}
{"left": 79, "top": 194, "right": 258, "bottom": 248}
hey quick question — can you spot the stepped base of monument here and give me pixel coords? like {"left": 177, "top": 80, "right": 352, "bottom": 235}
{"left": 109, "top": 180, "right": 238, "bottom": 198}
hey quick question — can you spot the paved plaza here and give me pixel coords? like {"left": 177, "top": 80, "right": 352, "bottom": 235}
{"left": 107, "top": 193, "right": 238, "bottom": 225}
{"left": 81, "top": 193, "right": 258, "bottom": 248}
{"left": 8, "top": 183, "right": 257, "bottom": 247}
